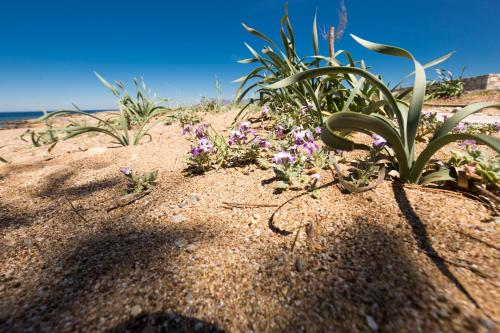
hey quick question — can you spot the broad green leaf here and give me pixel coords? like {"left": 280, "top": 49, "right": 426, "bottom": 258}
{"left": 419, "top": 168, "right": 456, "bottom": 186}
{"left": 322, "top": 112, "right": 410, "bottom": 179}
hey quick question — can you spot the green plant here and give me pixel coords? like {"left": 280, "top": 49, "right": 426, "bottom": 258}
{"left": 233, "top": 4, "right": 378, "bottom": 126}
{"left": 427, "top": 68, "right": 465, "bottom": 99}
{"left": 269, "top": 34, "right": 500, "bottom": 184}
{"left": 215, "top": 76, "right": 223, "bottom": 112}
{"left": 95, "top": 72, "right": 170, "bottom": 126}
{"left": 37, "top": 106, "right": 161, "bottom": 146}
{"left": 119, "top": 167, "right": 158, "bottom": 194}
{"left": 35, "top": 74, "right": 172, "bottom": 146}
{"left": 446, "top": 146, "right": 499, "bottom": 190}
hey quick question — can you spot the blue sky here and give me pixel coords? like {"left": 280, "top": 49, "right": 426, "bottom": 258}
{"left": 0, "top": 0, "right": 499, "bottom": 111}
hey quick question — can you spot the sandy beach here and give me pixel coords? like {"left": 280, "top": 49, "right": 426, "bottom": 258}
{"left": 0, "top": 109, "right": 498, "bottom": 332}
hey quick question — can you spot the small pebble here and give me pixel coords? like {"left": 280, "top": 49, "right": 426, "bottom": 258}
{"left": 294, "top": 257, "right": 303, "bottom": 272}
{"left": 130, "top": 305, "right": 142, "bottom": 316}
{"left": 171, "top": 214, "right": 188, "bottom": 223}
{"left": 185, "top": 244, "right": 197, "bottom": 253}
{"left": 188, "top": 193, "right": 201, "bottom": 204}
{"left": 194, "top": 322, "right": 204, "bottom": 331}
{"left": 366, "top": 315, "right": 378, "bottom": 331}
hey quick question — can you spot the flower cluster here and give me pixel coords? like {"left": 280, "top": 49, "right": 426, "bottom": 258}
{"left": 185, "top": 124, "right": 215, "bottom": 170}
{"left": 228, "top": 121, "right": 255, "bottom": 145}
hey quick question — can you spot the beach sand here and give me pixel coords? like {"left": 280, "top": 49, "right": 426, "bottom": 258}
{"left": 0, "top": 109, "right": 498, "bottom": 332}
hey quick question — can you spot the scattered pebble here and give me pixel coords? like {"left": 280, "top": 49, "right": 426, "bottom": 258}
{"left": 171, "top": 214, "right": 188, "bottom": 223}
{"left": 130, "top": 305, "right": 142, "bottom": 316}
{"left": 188, "top": 193, "right": 201, "bottom": 204}
{"left": 366, "top": 315, "right": 378, "bottom": 331}
{"left": 294, "top": 257, "right": 303, "bottom": 272}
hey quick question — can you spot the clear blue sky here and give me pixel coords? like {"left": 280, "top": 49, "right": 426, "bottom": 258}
{"left": 0, "top": 0, "right": 499, "bottom": 111}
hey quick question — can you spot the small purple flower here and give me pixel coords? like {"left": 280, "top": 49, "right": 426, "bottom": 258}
{"left": 459, "top": 139, "right": 477, "bottom": 148}
{"left": 190, "top": 146, "right": 203, "bottom": 158}
{"left": 292, "top": 127, "right": 314, "bottom": 145}
{"left": 453, "top": 122, "right": 467, "bottom": 133}
{"left": 372, "top": 134, "right": 387, "bottom": 149}
{"left": 182, "top": 124, "right": 193, "bottom": 136}
{"left": 275, "top": 125, "right": 286, "bottom": 138}
{"left": 198, "top": 137, "right": 213, "bottom": 152}
{"left": 272, "top": 151, "right": 296, "bottom": 165}
{"left": 314, "top": 127, "right": 322, "bottom": 135}
{"left": 494, "top": 122, "right": 500, "bottom": 133}
{"left": 119, "top": 167, "right": 132, "bottom": 176}
{"left": 301, "top": 141, "right": 319, "bottom": 155}
{"left": 300, "top": 103, "right": 314, "bottom": 114}
{"left": 261, "top": 105, "right": 270, "bottom": 117}
{"left": 195, "top": 124, "right": 209, "bottom": 139}
{"left": 228, "top": 130, "right": 246, "bottom": 145}
{"left": 335, "top": 149, "right": 344, "bottom": 155}
{"left": 255, "top": 137, "right": 271, "bottom": 149}
{"left": 239, "top": 121, "right": 251, "bottom": 131}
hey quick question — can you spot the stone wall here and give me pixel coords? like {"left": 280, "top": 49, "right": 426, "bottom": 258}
{"left": 462, "top": 74, "right": 500, "bottom": 91}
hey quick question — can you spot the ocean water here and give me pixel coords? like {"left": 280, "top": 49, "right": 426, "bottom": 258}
{"left": 0, "top": 110, "right": 111, "bottom": 128}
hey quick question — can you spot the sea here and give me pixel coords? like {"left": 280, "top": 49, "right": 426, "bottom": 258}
{"left": 0, "top": 110, "right": 112, "bottom": 128}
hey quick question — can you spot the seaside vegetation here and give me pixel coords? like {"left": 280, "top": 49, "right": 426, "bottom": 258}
{"left": 6, "top": 4, "right": 499, "bottom": 197}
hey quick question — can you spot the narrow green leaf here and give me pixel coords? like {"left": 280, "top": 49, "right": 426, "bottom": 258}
{"left": 432, "top": 102, "right": 500, "bottom": 141}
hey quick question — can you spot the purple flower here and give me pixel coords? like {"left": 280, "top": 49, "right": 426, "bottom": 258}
{"left": 261, "top": 105, "right": 270, "bottom": 117}
{"left": 314, "top": 127, "right": 322, "bottom": 135}
{"left": 119, "top": 167, "right": 132, "bottom": 176}
{"left": 190, "top": 138, "right": 213, "bottom": 158}
{"left": 228, "top": 130, "right": 246, "bottom": 145}
{"left": 292, "top": 127, "right": 314, "bottom": 145}
{"left": 195, "top": 124, "right": 209, "bottom": 139}
{"left": 459, "top": 139, "right": 477, "bottom": 148}
{"left": 494, "top": 122, "right": 500, "bottom": 133}
{"left": 256, "top": 137, "right": 271, "bottom": 149}
{"left": 372, "top": 134, "right": 387, "bottom": 149}
{"left": 275, "top": 125, "right": 286, "bottom": 138}
{"left": 301, "top": 141, "right": 319, "bottom": 155}
{"left": 182, "top": 124, "right": 193, "bottom": 136}
{"left": 300, "top": 103, "right": 314, "bottom": 114}
{"left": 272, "top": 151, "right": 296, "bottom": 165}
{"left": 238, "top": 121, "right": 255, "bottom": 135}
{"left": 190, "top": 146, "right": 203, "bottom": 158}
{"left": 453, "top": 122, "right": 467, "bottom": 133}
{"left": 198, "top": 137, "right": 213, "bottom": 152}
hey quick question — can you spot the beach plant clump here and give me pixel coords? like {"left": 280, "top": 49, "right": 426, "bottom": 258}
{"left": 269, "top": 34, "right": 500, "bottom": 186}
{"left": 119, "top": 167, "right": 158, "bottom": 194}
{"left": 183, "top": 122, "right": 271, "bottom": 173}
{"left": 427, "top": 68, "right": 465, "bottom": 99}
{"left": 445, "top": 141, "right": 499, "bottom": 191}
{"left": 35, "top": 74, "right": 173, "bottom": 146}
{"left": 95, "top": 72, "right": 170, "bottom": 126}
{"left": 233, "top": 4, "right": 380, "bottom": 127}
{"left": 183, "top": 119, "right": 330, "bottom": 192}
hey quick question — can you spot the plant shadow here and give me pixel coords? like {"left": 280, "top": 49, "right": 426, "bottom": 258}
{"left": 391, "top": 182, "right": 480, "bottom": 309}
{"left": 1, "top": 224, "right": 218, "bottom": 332}
{"left": 106, "top": 312, "right": 226, "bottom": 333}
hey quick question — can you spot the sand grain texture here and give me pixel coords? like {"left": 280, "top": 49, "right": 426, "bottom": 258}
{"left": 0, "top": 110, "right": 499, "bottom": 332}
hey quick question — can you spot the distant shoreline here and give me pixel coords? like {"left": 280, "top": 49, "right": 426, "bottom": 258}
{"left": 0, "top": 109, "right": 117, "bottom": 129}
